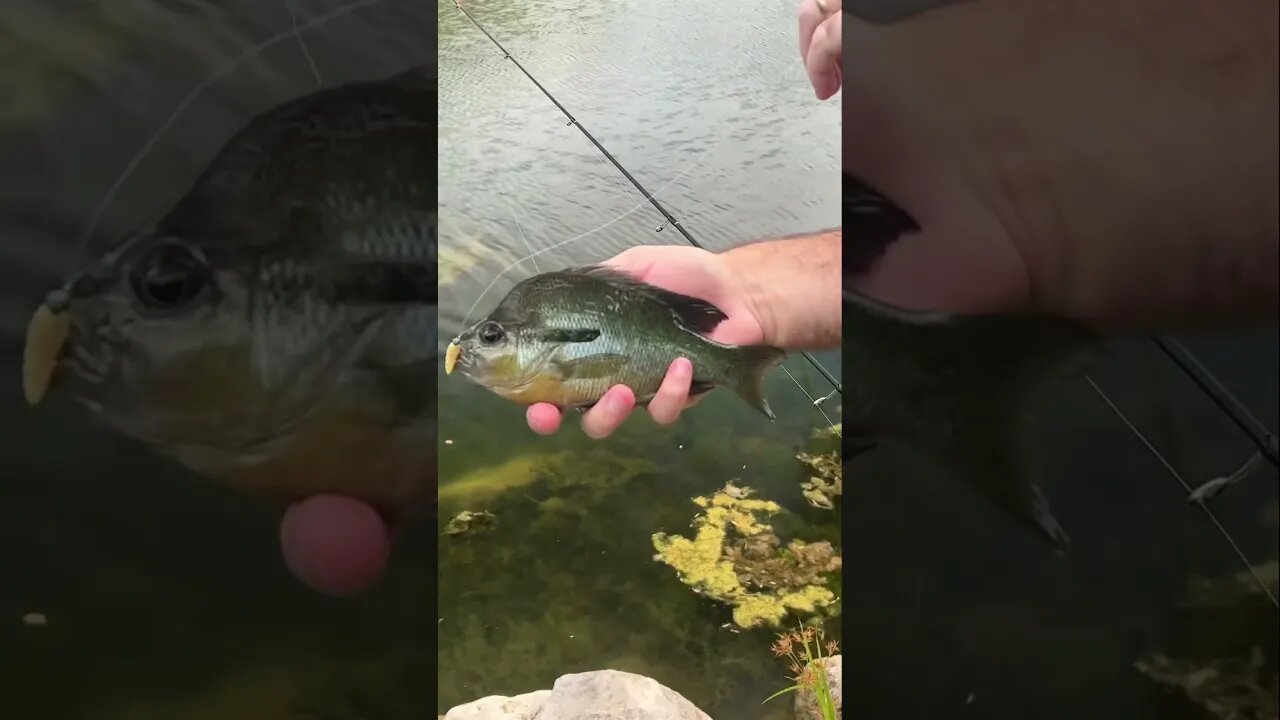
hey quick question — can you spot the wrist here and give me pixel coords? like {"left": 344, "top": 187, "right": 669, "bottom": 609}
{"left": 719, "top": 230, "right": 843, "bottom": 349}
{"left": 922, "top": 0, "right": 1279, "bottom": 327}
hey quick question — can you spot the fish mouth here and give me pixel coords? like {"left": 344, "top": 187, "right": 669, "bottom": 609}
{"left": 22, "top": 301, "right": 71, "bottom": 406}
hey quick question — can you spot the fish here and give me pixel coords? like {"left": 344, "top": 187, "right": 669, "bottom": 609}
{"left": 445, "top": 265, "right": 786, "bottom": 418}
{"left": 21, "top": 66, "right": 437, "bottom": 515}
{"left": 841, "top": 170, "right": 1100, "bottom": 553}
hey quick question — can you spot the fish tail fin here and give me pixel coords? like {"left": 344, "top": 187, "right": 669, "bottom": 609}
{"left": 729, "top": 345, "right": 786, "bottom": 421}
{"left": 847, "top": 292, "right": 1099, "bottom": 552}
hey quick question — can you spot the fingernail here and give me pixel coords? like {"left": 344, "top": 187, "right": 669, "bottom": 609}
{"left": 672, "top": 357, "right": 692, "bottom": 378}
{"left": 612, "top": 387, "right": 632, "bottom": 410}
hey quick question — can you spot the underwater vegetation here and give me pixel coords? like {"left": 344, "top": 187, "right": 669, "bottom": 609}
{"left": 1182, "top": 561, "right": 1279, "bottom": 609}
{"left": 436, "top": 440, "right": 813, "bottom": 716}
{"left": 1134, "top": 646, "right": 1277, "bottom": 720}
{"left": 1134, "top": 559, "right": 1279, "bottom": 720}
{"left": 436, "top": 428, "right": 837, "bottom": 717}
{"left": 765, "top": 623, "right": 842, "bottom": 720}
{"left": 651, "top": 481, "right": 842, "bottom": 629}
{"left": 797, "top": 423, "right": 842, "bottom": 510}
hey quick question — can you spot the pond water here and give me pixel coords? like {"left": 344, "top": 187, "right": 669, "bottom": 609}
{"left": 438, "top": 0, "right": 842, "bottom": 716}
{"left": 846, "top": 328, "right": 1278, "bottom": 718}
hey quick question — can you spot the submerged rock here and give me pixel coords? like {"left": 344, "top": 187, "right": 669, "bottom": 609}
{"left": 443, "top": 510, "right": 498, "bottom": 537}
{"left": 443, "top": 670, "right": 712, "bottom": 720}
{"left": 651, "top": 482, "right": 841, "bottom": 629}
{"left": 443, "top": 689, "right": 551, "bottom": 720}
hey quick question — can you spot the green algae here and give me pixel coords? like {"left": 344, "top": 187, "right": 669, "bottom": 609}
{"left": 439, "top": 448, "right": 658, "bottom": 510}
{"left": 438, "top": 454, "right": 545, "bottom": 506}
{"left": 651, "top": 482, "right": 842, "bottom": 629}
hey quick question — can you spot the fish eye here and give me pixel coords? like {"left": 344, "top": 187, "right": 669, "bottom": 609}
{"left": 129, "top": 242, "right": 210, "bottom": 310}
{"left": 478, "top": 321, "right": 505, "bottom": 346}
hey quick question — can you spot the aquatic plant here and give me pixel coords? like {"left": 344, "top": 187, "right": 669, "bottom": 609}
{"left": 763, "top": 622, "right": 841, "bottom": 720}
{"left": 796, "top": 449, "right": 841, "bottom": 511}
{"left": 1182, "top": 560, "right": 1279, "bottom": 608}
{"left": 651, "top": 482, "right": 841, "bottom": 629}
{"left": 1135, "top": 646, "right": 1277, "bottom": 720}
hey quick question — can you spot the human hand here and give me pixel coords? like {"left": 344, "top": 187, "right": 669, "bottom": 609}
{"left": 798, "top": 0, "right": 842, "bottom": 99}
{"left": 525, "top": 245, "right": 765, "bottom": 439}
{"left": 840, "top": 1, "right": 1278, "bottom": 327}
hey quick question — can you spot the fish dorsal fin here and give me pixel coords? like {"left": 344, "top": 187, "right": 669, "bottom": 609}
{"left": 572, "top": 265, "right": 727, "bottom": 335}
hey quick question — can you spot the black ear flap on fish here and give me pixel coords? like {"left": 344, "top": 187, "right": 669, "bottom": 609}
{"left": 537, "top": 328, "right": 601, "bottom": 343}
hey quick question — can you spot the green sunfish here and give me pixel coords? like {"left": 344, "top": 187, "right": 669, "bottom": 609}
{"left": 445, "top": 265, "right": 786, "bottom": 418}
{"left": 21, "top": 67, "right": 437, "bottom": 514}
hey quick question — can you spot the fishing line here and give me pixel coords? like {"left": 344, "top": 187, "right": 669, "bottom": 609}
{"left": 499, "top": 193, "right": 541, "bottom": 274}
{"left": 452, "top": 0, "right": 844, "bottom": 398}
{"left": 284, "top": 0, "right": 324, "bottom": 87}
{"left": 75, "top": 0, "right": 388, "bottom": 272}
{"left": 1086, "top": 376, "right": 1278, "bottom": 608}
{"left": 779, "top": 364, "right": 841, "bottom": 437}
{"left": 456, "top": 153, "right": 712, "bottom": 327}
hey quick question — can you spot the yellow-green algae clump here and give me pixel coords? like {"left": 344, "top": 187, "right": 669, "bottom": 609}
{"left": 1135, "top": 646, "right": 1277, "bottom": 720}
{"left": 651, "top": 482, "right": 841, "bottom": 629}
{"left": 439, "top": 449, "right": 657, "bottom": 508}
{"left": 795, "top": 423, "right": 841, "bottom": 510}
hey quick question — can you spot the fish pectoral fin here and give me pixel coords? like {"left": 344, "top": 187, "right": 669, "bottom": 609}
{"left": 553, "top": 354, "right": 629, "bottom": 380}
{"left": 689, "top": 380, "right": 716, "bottom": 396}
{"left": 536, "top": 328, "right": 600, "bottom": 344}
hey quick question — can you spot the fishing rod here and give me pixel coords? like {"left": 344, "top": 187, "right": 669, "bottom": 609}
{"left": 1153, "top": 336, "right": 1279, "bottom": 469}
{"left": 452, "top": 0, "right": 844, "bottom": 398}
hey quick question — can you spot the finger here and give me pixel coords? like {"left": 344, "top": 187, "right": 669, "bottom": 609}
{"left": 280, "top": 495, "right": 391, "bottom": 597}
{"left": 806, "top": 12, "right": 843, "bottom": 100}
{"left": 526, "top": 403, "right": 563, "bottom": 435}
{"left": 648, "top": 357, "right": 694, "bottom": 425}
{"left": 602, "top": 246, "right": 659, "bottom": 278}
{"left": 799, "top": 0, "right": 842, "bottom": 61}
{"left": 798, "top": 0, "right": 824, "bottom": 61}
{"left": 581, "top": 384, "right": 636, "bottom": 439}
